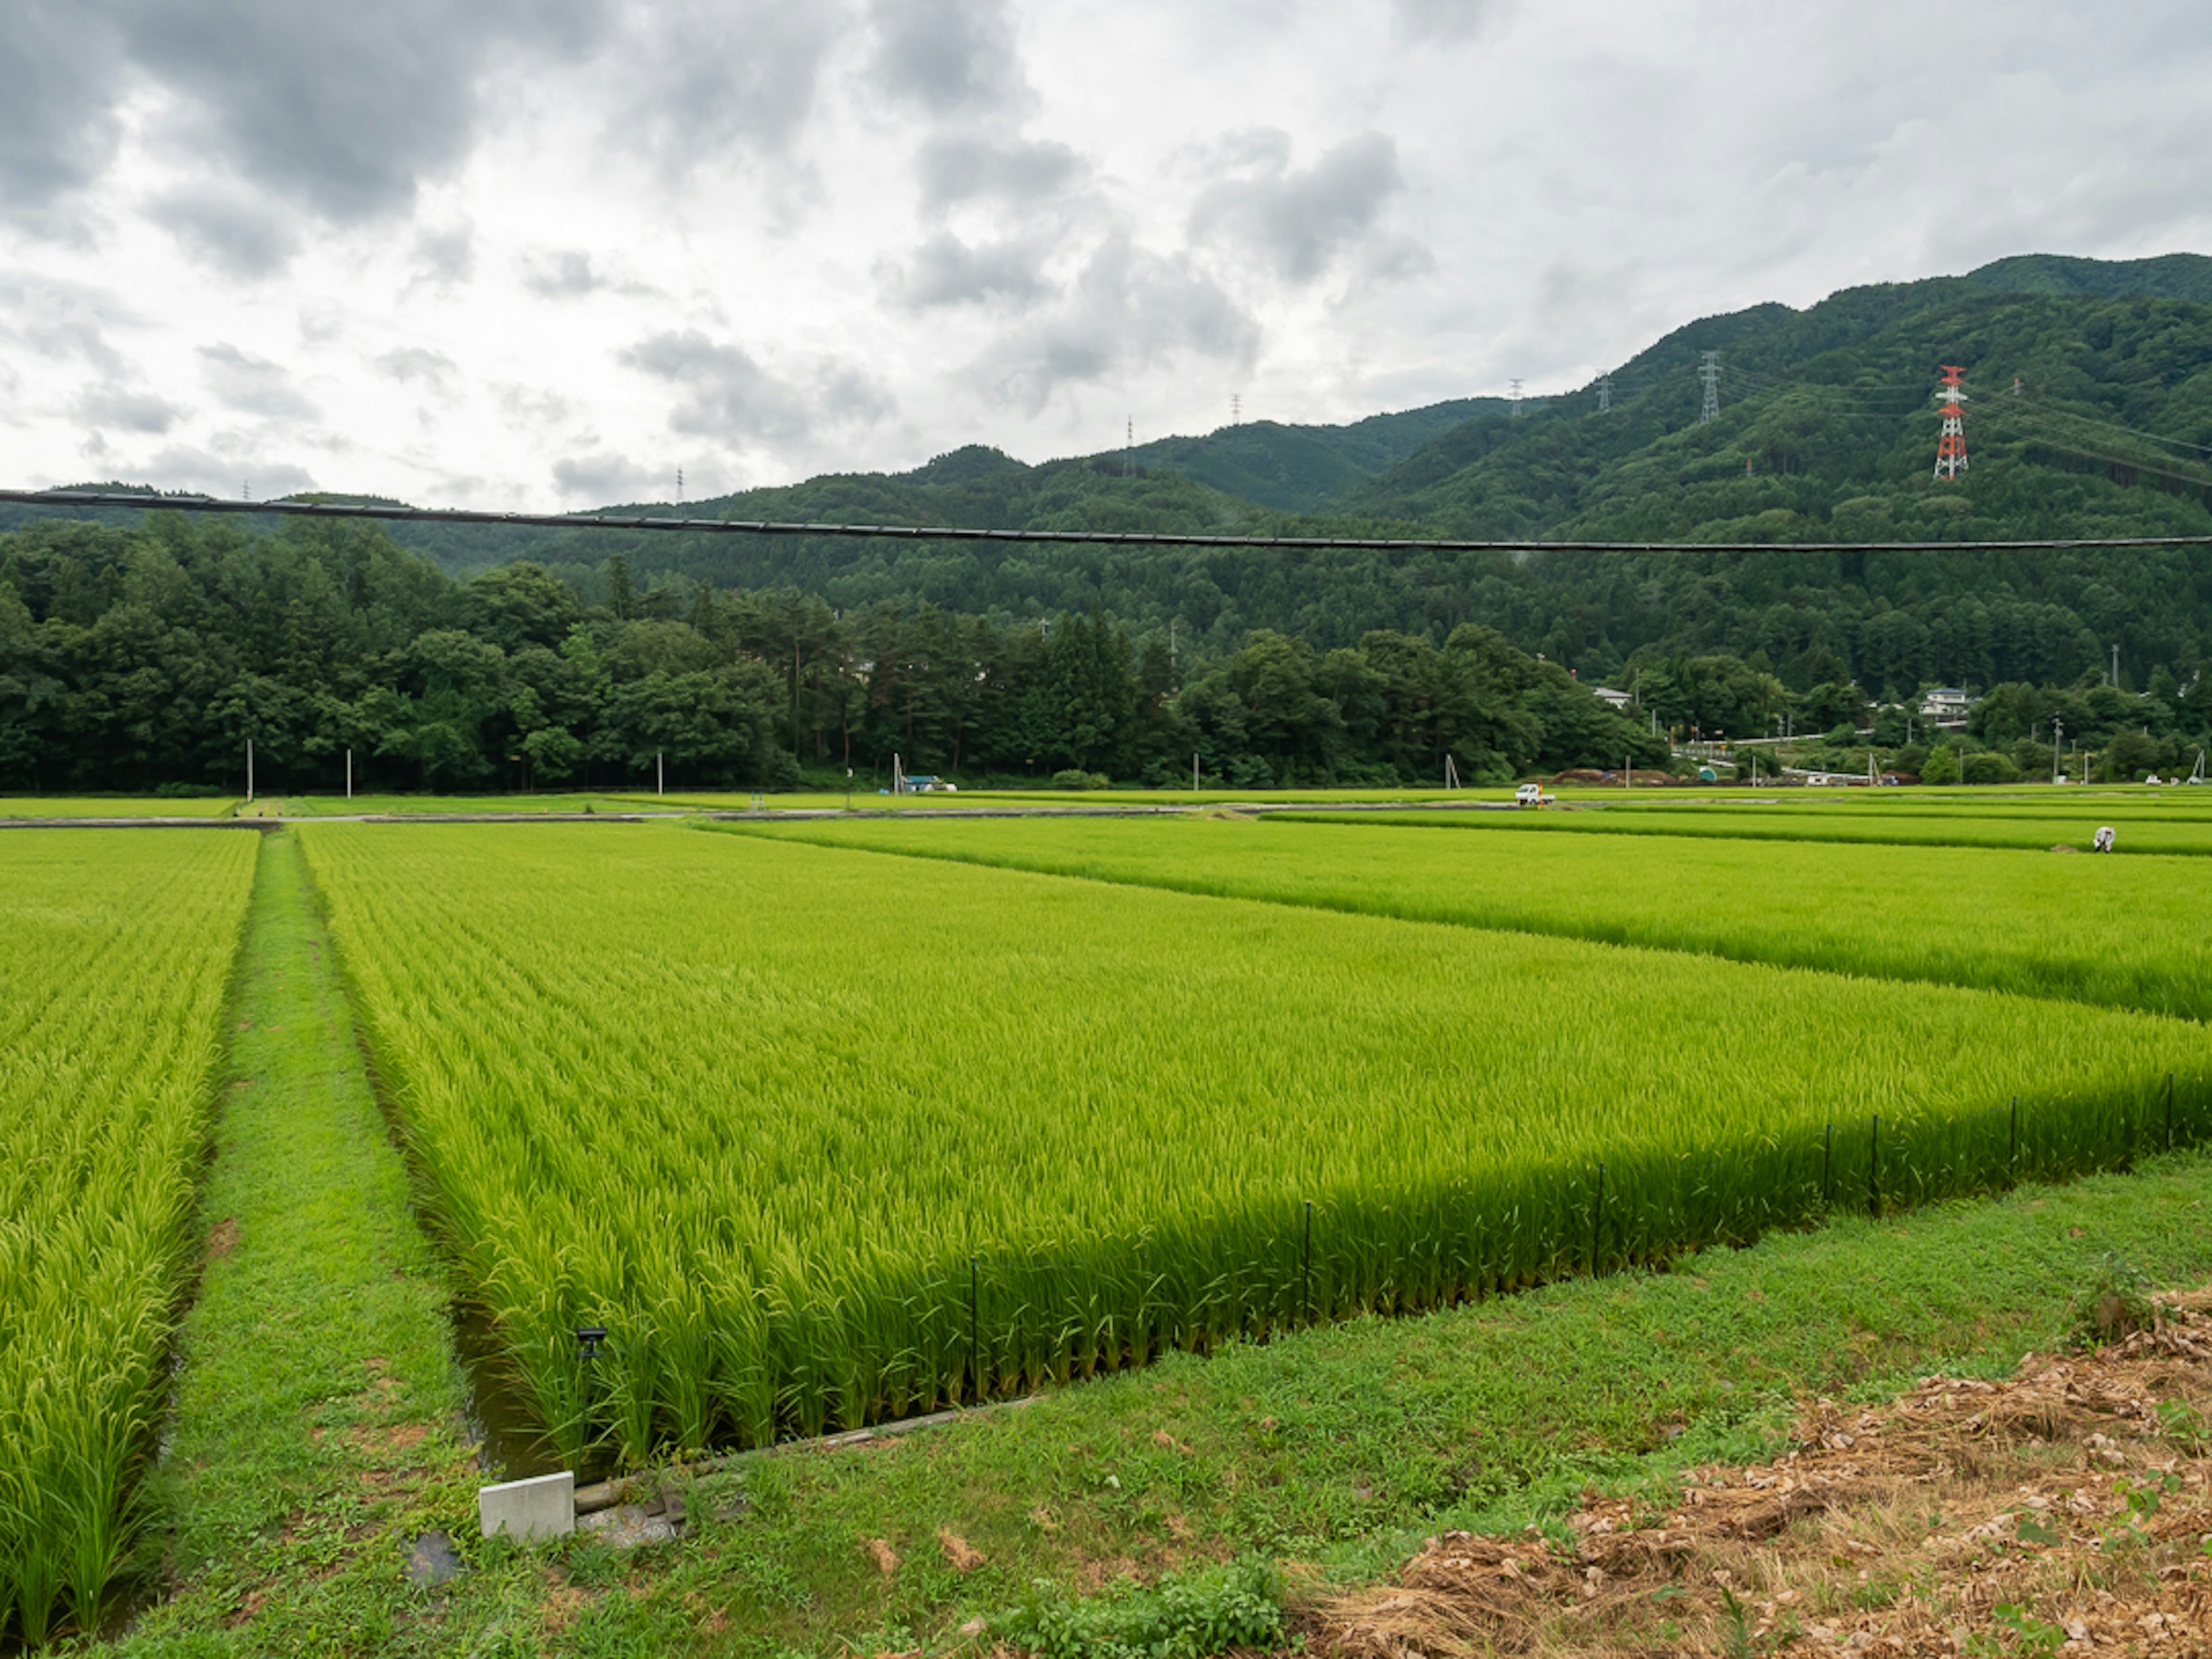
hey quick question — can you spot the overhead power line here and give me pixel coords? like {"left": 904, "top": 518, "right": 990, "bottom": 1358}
{"left": 9, "top": 487, "right": 2212, "bottom": 555}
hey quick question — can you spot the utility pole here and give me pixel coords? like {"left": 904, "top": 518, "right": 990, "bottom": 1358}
{"left": 345, "top": 747, "right": 352, "bottom": 801}
{"left": 2111, "top": 643, "right": 2120, "bottom": 688}
{"left": 1169, "top": 618, "right": 1178, "bottom": 676}
{"left": 1933, "top": 365, "right": 1969, "bottom": 480}
{"left": 245, "top": 738, "right": 253, "bottom": 804}
{"left": 1698, "top": 352, "right": 1721, "bottom": 423}
{"left": 1597, "top": 373, "right": 1612, "bottom": 413}
{"left": 657, "top": 749, "right": 664, "bottom": 796}
{"left": 2052, "top": 716, "right": 2064, "bottom": 782}
{"left": 1192, "top": 752, "right": 1199, "bottom": 793}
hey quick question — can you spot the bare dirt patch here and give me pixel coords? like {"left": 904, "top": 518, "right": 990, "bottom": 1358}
{"left": 939, "top": 1530, "right": 986, "bottom": 1572}
{"left": 204, "top": 1217, "right": 239, "bottom": 1260}
{"left": 1314, "top": 1289, "right": 2212, "bottom": 1658}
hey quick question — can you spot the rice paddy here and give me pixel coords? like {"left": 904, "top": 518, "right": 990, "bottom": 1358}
{"left": 298, "top": 820, "right": 2212, "bottom": 1471}
{"left": 0, "top": 831, "right": 257, "bottom": 1643}
{"left": 713, "top": 813, "right": 2212, "bottom": 1019}
{"left": 1277, "top": 802, "right": 2212, "bottom": 854}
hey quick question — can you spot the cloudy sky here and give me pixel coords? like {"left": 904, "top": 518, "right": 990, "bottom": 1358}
{"left": 5, "top": 0, "right": 2211, "bottom": 508}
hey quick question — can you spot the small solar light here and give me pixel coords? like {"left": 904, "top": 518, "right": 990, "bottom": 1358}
{"left": 577, "top": 1325, "right": 608, "bottom": 1363}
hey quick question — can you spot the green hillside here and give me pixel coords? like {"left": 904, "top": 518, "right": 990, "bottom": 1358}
{"left": 12, "top": 253, "right": 2212, "bottom": 695}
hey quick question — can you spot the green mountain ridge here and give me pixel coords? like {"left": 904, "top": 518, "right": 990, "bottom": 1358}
{"left": 11, "top": 252, "right": 2212, "bottom": 696}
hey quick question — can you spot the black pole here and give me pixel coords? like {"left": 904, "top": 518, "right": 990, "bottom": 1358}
{"left": 2009, "top": 1095, "right": 2018, "bottom": 1184}
{"left": 1868, "top": 1115, "right": 1881, "bottom": 1219}
{"left": 968, "top": 1256, "right": 979, "bottom": 1406}
{"left": 1822, "top": 1122, "right": 1833, "bottom": 1209}
{"left": 1301, "top": 1199, "right": 1313, "bottom": 1322}
{"left": 1592, "top": 1162, "right": 1606, "bottom": 1275}
{"left": 2168, "top": 1073, "right": 2177, "bottom": 1152}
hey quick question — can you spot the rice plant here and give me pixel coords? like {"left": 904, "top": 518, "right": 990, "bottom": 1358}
{"left": 301, "top": 821, "right": 2212, "bottom": 1472}
{"left": 1279, "top": 804, "right": 2212, "bottom": 855}
{"left": 718, "top": 813, "right": 2212, "bottom": 1019}
{"left": 0, "top": 830, "right": 257, "bottom": 1644}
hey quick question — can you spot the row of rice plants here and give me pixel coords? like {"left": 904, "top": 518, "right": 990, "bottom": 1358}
{"left": 300, "top": 821, "right": 2212, "bottom": 1471}
{"left": 712, "top": 815, "right": 2212, "bottom": 1020}
{"left": 0, "top": 830, "right": 258, "bottom": 1645}
{"left": 1277, "top": 806, "right": 2212, "bottom": 855}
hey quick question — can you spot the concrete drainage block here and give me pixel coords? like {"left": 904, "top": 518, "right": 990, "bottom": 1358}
{"left": 478, "top": 1471, "right": 574, "bottom": 1541}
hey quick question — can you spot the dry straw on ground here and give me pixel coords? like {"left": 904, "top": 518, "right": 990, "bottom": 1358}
{"left": 1315, "top": 1290, "right": 2212, "bottom": 1658}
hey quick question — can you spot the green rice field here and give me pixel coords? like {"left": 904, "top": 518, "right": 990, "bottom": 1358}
{"left": 1279, "top": 802, "right": 2212, "bottom": 853}
{"left": 0, "top": 798, "right": 238, "bottom": 819}
{"left": 299, "top": 820, "right": 2212, "bottom": 1471}
{"left": 714, "top": 813, "right": 2212, "bottom": 1020}
{"left": 0, "top": 831, "right": 257, "bottom": 1642}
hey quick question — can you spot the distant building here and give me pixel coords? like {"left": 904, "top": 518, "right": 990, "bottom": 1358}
{"left": 1591, "top": 686, "right": 1635, "bottom": 711}
{"left": 1918, "top": 687, "right": 1974, "bottom": 721}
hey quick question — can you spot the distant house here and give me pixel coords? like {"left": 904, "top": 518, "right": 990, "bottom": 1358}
{"left": 1591, "top": 686, "right": 1635, "bottom": 712}
{"left": 1918, "top": 687, "right": 1974, "bottom": 721}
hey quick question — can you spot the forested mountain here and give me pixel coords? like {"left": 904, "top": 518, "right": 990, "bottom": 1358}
{"left": 0, "top": 516, "right": 1665, "bottom": 793}
{"left": 11, "top": 252, "right": 2212, "bottom": 791}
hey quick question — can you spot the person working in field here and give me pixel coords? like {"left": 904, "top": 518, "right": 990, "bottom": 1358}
{"left": 2092, "top": 825, "right": 2116, "bottom": 853}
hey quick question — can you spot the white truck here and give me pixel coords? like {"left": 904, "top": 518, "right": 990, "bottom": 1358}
{"left": 1513, "top": 782, "right": 1556, "bottom": 808}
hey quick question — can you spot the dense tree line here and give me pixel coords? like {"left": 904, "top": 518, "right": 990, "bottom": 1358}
{"left": 0, "top": 515, "right": 1672, "bottom": 793}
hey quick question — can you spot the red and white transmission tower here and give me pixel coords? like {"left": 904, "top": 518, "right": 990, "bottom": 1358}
{"left": 1933, "top": 364, "right": 1968, "bottom": 480}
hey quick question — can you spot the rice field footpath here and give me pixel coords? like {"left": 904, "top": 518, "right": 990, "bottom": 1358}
{"left": 717, "top": 812, "right": 2212, "bottom": 1021}
{"left": 298, "top": 820, "right": 2212, "bottom": 1481}
{"left": 113, "top": 830, "right": 480, "bottom": 1657}
{"left": 0, "top": 830, "right": 257, "bottom": 1645}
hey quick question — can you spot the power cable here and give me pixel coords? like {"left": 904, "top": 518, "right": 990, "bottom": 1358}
{"left": 9, "top": 488, "right": 2212, "bottom": 555}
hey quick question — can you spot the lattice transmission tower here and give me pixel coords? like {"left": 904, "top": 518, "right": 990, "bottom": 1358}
{"left": 1933, "top": 365, "right": 1969, "bottom": 480}
{"left": 1697, "top": 351, "right": 1721, "bottom": 422}
{"left": 1596, "top": 373, "right": 1612, "bottom": 413}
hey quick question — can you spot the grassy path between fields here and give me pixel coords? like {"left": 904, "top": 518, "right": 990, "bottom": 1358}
{"left": 116, "top": 830, "right": 482, "bottom": 1653}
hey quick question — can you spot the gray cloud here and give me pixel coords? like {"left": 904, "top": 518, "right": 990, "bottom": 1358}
{"left": 918, "top": 135, "right": 1082, "bottom": 212}
{"left": 414, "top": 226, "right": 474, "bottom": 286}
{"left": 620, "top": 330, "right": 892, "bottom": 442}
{"left": 870, "top": 0, "right": 1029, "bottom": 118}
{"left": 1191, "top": 131, "right": 1408, "bottom": 283}
{"left": 75, "top": 385, "right": 185, "bottom": 434}
{"left": 0, "top": 273, "right": 132, "bottom": 373}
{"left": 524, "top": 251, "right": 606, "bottom": 298}
{"left": 521, "top": 249, "right": 661, "bottom": 300}
{"left": 603, "top": 0, "right": 840, "bottom": 179}
{"left": 896, "top": 231, "right": 1055, "bottom": 309}
{"left": 1392, "top": 0, "right": 1512, "bottom": 44}
{"left": 107, "top": 0, "right": 604, "bottom": 224}
{"left": 374, "top": 347, "right": 457, "bottom": 387}
{"left": 552, "top": 450, "right": 663, "bottom": 503}
{"left": 139, "top": 443, "right": 316, "bottom": 498}
{"left": 0, "top": 5, "right": 125, "bottom": 221}
{"left": 199, "top": 343, "right": 318, "bottom": 419}
{"left": 147, "top": 189, "right": 300, "bottom": 279}
{"left": 980, "top": 234, "right": 1257, "bottom": 412}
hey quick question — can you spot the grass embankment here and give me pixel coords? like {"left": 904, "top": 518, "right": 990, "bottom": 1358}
{"left": 117, "top": 831, "right": 479, "bottom": 1655}
{"left": 100, "top": 1152, "right": 2212, "bottom": 1656}
{"left": 298, "top": 821, "right": 2212, "bottom": 1469}
{"left": 0, "top": 830, "right": 256, "bottom": 1645}
{"left": 721, "top": 813, "right": 2212, "bottom": 1020}
{"left": 1279, "top": 805, "right": 2212, "bottom": 853}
